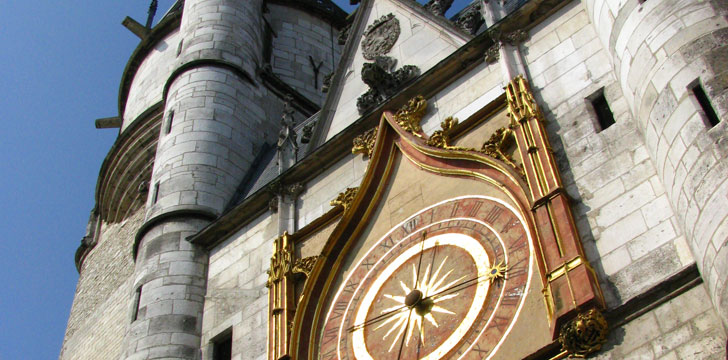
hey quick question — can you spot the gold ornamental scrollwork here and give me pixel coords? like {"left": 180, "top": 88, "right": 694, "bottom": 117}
{"left": 330, "top": 187, "right": 359, "bottom": 211}
{"left": 558, "top": 308, "right": 608, "bottom": 358}
{"left": 427, "top": 116, "right": 459, "bottom": 149}
{"left": 352, "top": 127, "right": 378, "bottom": 157}
{"left": 393, "top": 95, "right": 428, "bottom": 137}
{"left": 480, "top": 126, "right": 522, "bottom": 172}
{"left": 266, "top": 232, "right": 293, "bottom": 288}
{"left": 292, "top": 255, "right": 323, "bottom": 278}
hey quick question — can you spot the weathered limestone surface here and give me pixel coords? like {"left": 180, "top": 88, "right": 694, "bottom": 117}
{"left": 594, "top": 285, "right": 725, "bottom": 359}
{"left": 201, "top": 213, "right": 276, "bottom": 360}
{"left": 60, "top": 208, "right": 143, "bottom": 360}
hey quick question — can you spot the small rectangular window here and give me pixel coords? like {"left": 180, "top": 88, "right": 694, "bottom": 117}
{"left": 691, "top": 82, "right": 720, "bottom": 128}
{"left": 212, "top": 333, "right": 232, "bottom": 360}
{"left": 590, "top": 91, "right": 615, "bottom": 131}
{"left": 152, "top": 182, "right": 160, "bottom": 204}
{"left": 165, "top": 110, "right": 174, "bottom": 134}
{"left": 132, "top": 286, "right": 142, "bottom": 321}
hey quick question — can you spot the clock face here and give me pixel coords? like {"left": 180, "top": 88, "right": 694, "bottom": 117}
{"left": 320, "top": 197, "right": 532, "bottom": 360}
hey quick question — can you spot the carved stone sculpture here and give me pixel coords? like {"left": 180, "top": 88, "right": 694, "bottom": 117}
{"left": 356, "top": 59, "right": 420, "bottom": 114}
{"left": 361, "top": 14, "right": 400, "bottom": 60}
{"left": 455, "top": 4, "right": 485, "bottom": 35}
{"left": 558, "top": 309, "right": 609, "bottom": 358}
{"left": 424, "top": 0, "right": 454, "bottom": 16}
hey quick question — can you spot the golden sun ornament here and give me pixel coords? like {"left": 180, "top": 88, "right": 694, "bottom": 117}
{"left": 376, "top": 256, "right": 464, "bottom": 351}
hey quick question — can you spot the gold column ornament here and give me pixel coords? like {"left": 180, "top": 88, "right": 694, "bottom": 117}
{"left": 267, "top": 233, "right": 295, "bottom": 360}
{"left": 352, "top": 127, "right": 378, "bottom": 157}
{"left": 557, "top": 309, "right": 608, "bottom": 358}
{"left": 393, "top": 95, "right": 428, "bottom": 137}
{"left": 506, "top": 75, "right": 604, "bottom": 338}
{"left": 330, "top": 187, "right": 359, "bottom": 211}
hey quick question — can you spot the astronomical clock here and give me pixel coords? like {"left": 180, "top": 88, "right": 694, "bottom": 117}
{"left": 266, "top": 77, "right": 609, "bottom": 360}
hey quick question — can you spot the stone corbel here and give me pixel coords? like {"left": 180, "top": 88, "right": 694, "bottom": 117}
{"left": 424, "top": 0, "right": 455, "bottom": 16}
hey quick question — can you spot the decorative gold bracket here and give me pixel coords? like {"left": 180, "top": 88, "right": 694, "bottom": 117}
{"left": 330, "top": 187, "right": 359, "bottom": 211}
{"left": 558, "top": 309, "right": 608, "bottom": 358}
{"left": 352, "top": 127, "right": 378, "bottom": 157}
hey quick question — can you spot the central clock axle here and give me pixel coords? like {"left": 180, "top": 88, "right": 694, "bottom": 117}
{"left": 404, "top": 289, "right": 423, "bottom": 308}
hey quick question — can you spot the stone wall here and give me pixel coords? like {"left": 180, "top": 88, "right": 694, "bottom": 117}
{"left": 267, "top": 4, "right": 341, "bottom": 106}
{"left": 595, "top": 285, "right": 725, "bottom": 359}
{"left": 201, "top": 213, "right": 276, "bottom": 360}
{"left": 60, "top": 208, "right": 143, "bottom": 360}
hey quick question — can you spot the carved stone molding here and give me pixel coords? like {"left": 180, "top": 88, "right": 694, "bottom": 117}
{"left": 393, "top": 95, "right": 428, "bottom": 136}
{"left": 424, "top": 0, "right": 454, "bottom": 16}
{"left": 361, "top": 14, "right": 400, "bottom": 60}
{"left": 488, "top": 28, "right": 530, "bottom": 46}
{"left": 357, "top": 58, "right": 420, "bottom": 114}
{"left": 455, "top": 4, "right": 484, "bottom": 35}
{"left": 321, "top": 72, "right": 333, "bottom": 93}
{"left": 485, "top": 43, "right": 501, "bottom": 64}
{"left": 337, "top": 23, "right": 351, "bottom": 45}
{"left": 352, "top": 127, "right": 378, "bottom": 158}
{"left": 558, "top": 309, "right": 608, "bottom": 358}
{"left": 330, "top": 187, "right": 359, "bottom": 211}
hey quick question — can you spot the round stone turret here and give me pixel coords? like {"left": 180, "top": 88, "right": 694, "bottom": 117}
{"left": 584, "top": 0, "right": 728, "bottom": 327}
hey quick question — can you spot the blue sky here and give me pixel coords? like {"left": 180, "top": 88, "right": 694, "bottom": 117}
{"left": 0, "top": 1, "right": 471, "bottom": 358}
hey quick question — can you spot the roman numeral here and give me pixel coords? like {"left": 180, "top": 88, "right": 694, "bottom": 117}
{"left": 450, "top": 202, "right": 460, "bottom": 217}
{"left": 500, "top": 217, "right": 520, "bottom": 233}
{"left": 322, "top": 326, "right": 339, "bottom": 345}
{"left": 468, "top": 201, "right": 483, "bottom": 217}
{"left": 470, "top": 342, "right": 489, "bottom": 354}
{"left": 328, "top": 301, "right": 347, "bottom": 322}
{"left": 320, "top": 346, "right": 337, "bottom": 359}
{"left": 380, "top": 236, "right": 395, "bottom": 250}
{"left": 484, "top": 206, "right": 503, "bottom": 224}
{"left": 343, "top": 281, "right": 358, "bottom": 294}
{"left": 361, "top": 258, "right": 376, "bottom": 270}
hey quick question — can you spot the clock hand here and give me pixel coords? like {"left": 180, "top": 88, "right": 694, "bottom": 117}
{"left": 414, "top": 231, "right": 427, "bottom": 290}
{"left": 426, "top": 261, "right": 506, "bottom": 302}
{"left": 396, "top": 310, "right": 413, "bottom": 360}
{"left": 346, "top": 304, "right": 410, "bottom": 332}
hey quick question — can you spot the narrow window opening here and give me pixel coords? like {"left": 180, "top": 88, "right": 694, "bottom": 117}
{"left": 590, "top": 91, "right": 616, "bottom": 131}
{"left": 132, "top": 286, "right": 142, "bottom": 321}
{"left": 152, "top": 182, "right": 160, "bottom": 204}
{"left": 212, "top": 333, "right": 233, "bottom": 360}
{"left": 691, "top": 82, "right": 720, "bottom": 127}
{"left": 165, "top": 110, "right": 174, "bottom": 134}
{"left": 176, "top": 39, "right": 183, "bottom": 56}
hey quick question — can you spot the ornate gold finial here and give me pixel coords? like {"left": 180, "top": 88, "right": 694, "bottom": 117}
{"left": 352, "top": 127, "right": 378, "bottom": 157}
{"left": 558, "top": 309, "right": 608, "bottom": 358}
{"left": 266, "top": 232, "right": 293, "bottom": 288}
{"left": 393, "top": 95, "right": 428, "bottom": 137}
{"left": 506, "top": 75, "right": 543, "bottom": 124}
{"left": 331, "top": 187, "right": 359, "bottom": 211}
{"left": 292, "top": 255, "right": 323, "bottom": 278}
{"left": 426, "top": 116, "right": 459, "bottom": 148}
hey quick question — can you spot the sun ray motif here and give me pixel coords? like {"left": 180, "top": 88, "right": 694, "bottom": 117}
{"left": 375, "top": 254, "right": 467, "bottom": 352}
